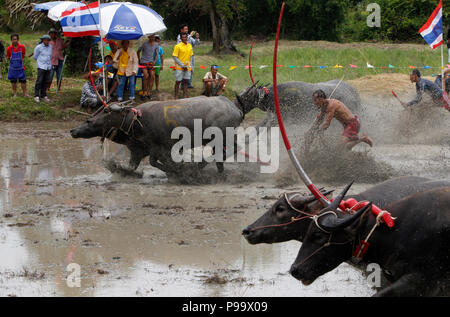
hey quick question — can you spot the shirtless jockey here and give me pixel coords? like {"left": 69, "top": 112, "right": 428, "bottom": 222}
{"left": 304, "top": 89, "right": 373, "bottom": 152}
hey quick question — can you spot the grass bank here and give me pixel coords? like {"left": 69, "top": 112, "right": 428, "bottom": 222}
{"left": 0, "top": 33, "right": 446, "bottom": 121}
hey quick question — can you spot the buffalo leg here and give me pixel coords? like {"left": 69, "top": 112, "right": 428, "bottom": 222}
{"left": 374, "top": 273, "right": 428, "bottom": 297}
{"left": 129, "top": 150, "right": 145, "bottom": 170}
{"left": 149, "top": 156, "right": 170, "bottom": 173}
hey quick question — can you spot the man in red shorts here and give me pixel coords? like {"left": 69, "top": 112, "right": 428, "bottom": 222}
{"left": 304, "top": 89, "right": 373, "bottom": 152}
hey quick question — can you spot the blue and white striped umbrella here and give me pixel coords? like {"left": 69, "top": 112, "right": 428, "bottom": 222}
{"left": 100, "top": 2, "right": 166, "bottom": 40}
{"left": 33, "top": 1, "right": 84, "bottom": 21}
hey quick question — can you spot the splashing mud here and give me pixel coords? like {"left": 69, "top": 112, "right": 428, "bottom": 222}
{"left": 1, "top": 79, "right": 450, "bottom": 297}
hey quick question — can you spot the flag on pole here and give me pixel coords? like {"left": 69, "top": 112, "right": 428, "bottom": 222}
{"left": 419, "top": 0, "right": 443, "bottom": 49}
{"left": 60, "top": 2, "right": 100, "bottom": 37}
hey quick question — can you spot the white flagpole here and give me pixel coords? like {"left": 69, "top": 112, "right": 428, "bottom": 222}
{"left": 441, "top": 44, "right": 444, "bottom": 89}
{"left": 98, "top": 0, "right": 106, "bottom": 98}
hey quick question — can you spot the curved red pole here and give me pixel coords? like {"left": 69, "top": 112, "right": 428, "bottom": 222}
{"left": 249, "top": 39, "right": 256, "bottom": 84}
{"left": 272, "top": 2, "right": 330, "bottom": 206}
{"left": 248, "top": 39, "right": 269, "bottom": 94}
{"left": 88, "top": 48, "right": 108, "bottom": 110}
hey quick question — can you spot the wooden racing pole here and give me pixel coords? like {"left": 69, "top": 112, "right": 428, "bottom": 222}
{"left": 272, "top": 2, "right": 395, "bottom": 229}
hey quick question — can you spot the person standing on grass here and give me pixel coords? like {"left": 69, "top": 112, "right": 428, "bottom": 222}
{"left": 172, "top": 32, "right": 193, "bottom": 99}
{"left": 6, "top": 34, "right": 30, "bottom": 98}
{"left": 202, "top": 65, "right": 228, "bottom": 97}
{"left": 154, "top": 35, "right": 164, "bottom": 92}
{"left": 106, "top": 41, "right": 119, "bottom": 97}
{"left": 48, "top": 28, "right": 71, "bottom": 91}
{"left": 0, "top": 39, "right": 5, "bottom": 79}
{"left": 113, "top": 40, "right": 138, "bottom": 102}
{"left": 447, "top": 28, "right": 450, "bottom": 64}
{"left": 137, "top": 34, "right": 158, "bottom": 100}
{"left": 177, "top": 24, "right": 200, "bottom": 89}
{"left": 33, "top": 35, "right": 52, "bottom": 103}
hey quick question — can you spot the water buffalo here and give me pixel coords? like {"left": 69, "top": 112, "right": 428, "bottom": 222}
{"left": 70, "top": 91, "right": 257, "bottom": 174}
{"left": 240, "top": 80, "right": 362, "bottom": 126}
{"left": 289, "top": 185, "right": 450, "bottom": 296}
{"left": 243, "top": 176, "right": 450, "bottom": 244}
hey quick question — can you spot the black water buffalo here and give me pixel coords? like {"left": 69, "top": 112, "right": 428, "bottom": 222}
{"left": 240, "top": 80, "right": 362, "bottom": 127}
{"left": 70, "top": 92, "right": 256, "bottom": 174}
{"left": 243, "top": 176, "right": 450, "bottom": 244}
{"left": 290, "top": 185, "right": 450, "bottom": 296}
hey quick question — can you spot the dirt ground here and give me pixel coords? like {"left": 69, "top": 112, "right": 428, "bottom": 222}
{"left": 0, "top": 74, "right": 449, "bottom": 297}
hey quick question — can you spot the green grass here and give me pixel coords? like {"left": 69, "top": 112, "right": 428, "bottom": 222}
{"left": 1, "top": 33, "right": 448, "bottom": 121}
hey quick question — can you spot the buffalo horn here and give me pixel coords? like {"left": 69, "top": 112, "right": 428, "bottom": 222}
{"left": 318, "top": 202, "right": 372, "bottom": 232}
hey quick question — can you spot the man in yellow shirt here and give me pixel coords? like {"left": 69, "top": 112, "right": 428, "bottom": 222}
{"left": 172, "top": 32, "right": 193, "bottom": 99}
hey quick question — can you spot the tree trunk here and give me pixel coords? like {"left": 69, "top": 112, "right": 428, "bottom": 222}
{"left": 209, "top": 0, "right": 238, "bottom": 55}
{"left": 218, "top": 13, "right": 238, "bottom": 54}
{"left": 209, "top": 5, "right": 221, "bottom": 54}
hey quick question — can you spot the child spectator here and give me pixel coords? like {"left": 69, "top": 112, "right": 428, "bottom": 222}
{"left": 154, "top": 35, "right": 164, "bottom": 92}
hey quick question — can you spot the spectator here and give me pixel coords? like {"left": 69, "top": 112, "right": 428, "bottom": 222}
{"left": 103, "top": 55, "right": 117, "bottom": 97}
{"left": 172, "top": 32, "right": 193, "bottom": 99}
{"left": 106, "top": 41, "right": 119, "bottom": 97}
{"left": 6, "top": 33, "right": 30, "bottom": 97}
{"left": 177, "top": 24, "right": 200, "bottom": 88}
{"left": 113, "top": 40, "right": 138, "bottom": 102}
{"left": 48, "top": 28, "right": 71, "bottom": 91}
{"left": 202, "top": 65, "right": 228, "bottom": 97}
{"left": 0, "top": 39, "right": 4, "bottom": 79}
{"left": 447, "top": 28, "right": 450, "bottom": 63}
{"left": 137, "top": 34, "right": 158, "bottom": 100}
{"left": 33, "top": 35, "right": 52, "bottom": 102}
{"left": 80, "top": 71, "right": 105, "bottom": 113}
{"left": 107, "top": 40, "right": 118, "bottom": 59}
{"left": 154, "top": 35, "right": 164, "bottom": 92}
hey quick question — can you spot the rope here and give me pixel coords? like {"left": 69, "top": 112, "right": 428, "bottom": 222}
{"left": 248, "top": 215, "right": 311, "bottom": 232}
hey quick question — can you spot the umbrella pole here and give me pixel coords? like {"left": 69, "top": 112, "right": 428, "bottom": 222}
{"left": 56, "top": 55, "right": 67, "bottom": 94}
{"left": 98, "top": 0, "right": 106, "bottom": 98}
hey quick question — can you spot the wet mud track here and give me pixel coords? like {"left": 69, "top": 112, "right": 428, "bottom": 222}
{"left": 0, "top": 117, "right": 449, "bottom": 296}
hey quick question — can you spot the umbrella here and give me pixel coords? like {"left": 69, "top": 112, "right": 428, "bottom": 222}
{"left": 33, "top": 1, "right": 85, "bottom": 21}
{"left": 99, "top": 2, "right": 167, "bottom": 40}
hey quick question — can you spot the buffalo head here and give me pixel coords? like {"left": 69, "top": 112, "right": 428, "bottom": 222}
{"left": 70, "top": 104, "right": 134, "bottom": 141}
{"left": 235, "top": 81, "right": 271, "bottom": 115}
{"left": 242, "top": 188, "right": 333, "bottom": 244}
{"left": 289, "top": 183, "right": 372, "bottom": 285}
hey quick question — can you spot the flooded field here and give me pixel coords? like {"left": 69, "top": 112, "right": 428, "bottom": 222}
{"left": 1, "top": 95, "right": 449, "bottom": 297}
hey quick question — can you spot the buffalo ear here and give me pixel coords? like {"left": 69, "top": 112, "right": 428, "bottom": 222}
{"left": 292, "top": 189, "right": 334, "bottom": 214}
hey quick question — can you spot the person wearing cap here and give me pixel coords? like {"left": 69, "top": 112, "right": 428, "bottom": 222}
{"left": 48, "top": 28, "right": 71, "bottom": 91}
{"left": 6, "top": 33, "right": 30, "bottom": 97}
{"left": 202, "top": 65, "right": 228, "bottom": 97}
{"left": 403, "top": 69, "right": 449, "bottom": 110}
{"left": 33, "top": 34, "right": 53, "bottom": 102}
{"left": 154, "top": 35, "right": 164, "bottom": 92}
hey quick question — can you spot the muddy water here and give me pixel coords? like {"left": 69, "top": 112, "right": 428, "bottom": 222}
{"left": 0, "top": 120, "right": 449, "bottom": 297}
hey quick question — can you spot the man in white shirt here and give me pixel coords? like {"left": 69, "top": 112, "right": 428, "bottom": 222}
{"left": 202, "top": 65, "right": 228, "bottom": 97}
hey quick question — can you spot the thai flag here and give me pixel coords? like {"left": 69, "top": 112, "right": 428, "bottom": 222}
{"left": 60, "top": 1, "right": 100, "bottom": 37}
{"left": 419, "top": 0, "right": 443, "bottom": 49}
